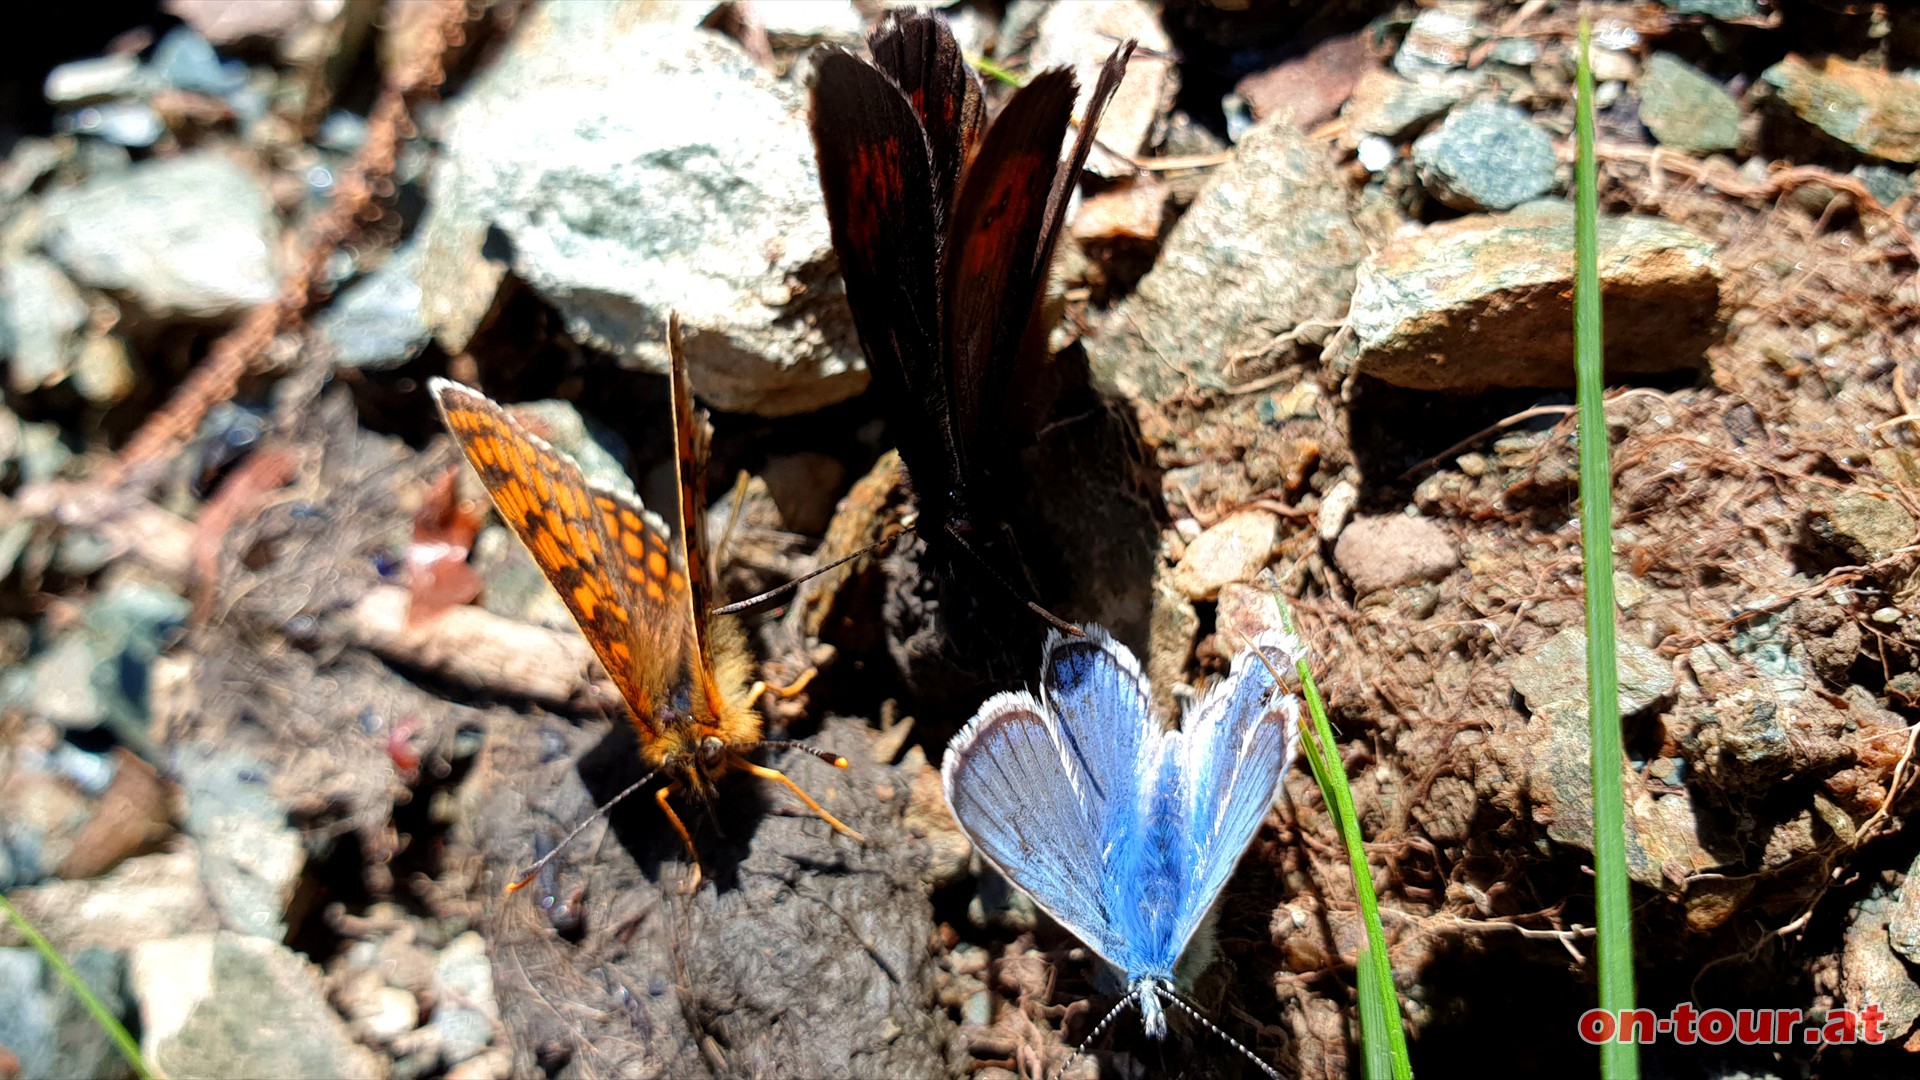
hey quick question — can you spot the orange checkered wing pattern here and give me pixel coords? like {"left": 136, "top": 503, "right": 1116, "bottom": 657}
{"left": 428, "top": 378, "right": 692, "bottom": 738}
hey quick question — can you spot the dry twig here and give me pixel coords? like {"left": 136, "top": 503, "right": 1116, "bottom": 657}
{"left": 108, "top": 0, "right": 471, "bottom": 487}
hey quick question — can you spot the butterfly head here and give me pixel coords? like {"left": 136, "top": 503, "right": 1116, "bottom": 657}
{"left": 650, "top": 664, "right": 762, "bottom": 798}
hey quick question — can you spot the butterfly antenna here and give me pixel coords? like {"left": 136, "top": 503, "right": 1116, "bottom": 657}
{"left": 1051, "top": 994, "right": 1137, "bottom": 1080}
{"left": 710, "top": 524, "right": 913, "bottom": 616}
{"left": 502, "top": 769, "right": 657, "bottom": 896}
{"left": 1157, "top": 986, "right": 1283, "bottom": 1080}
{"left": 753, "top": 740, "right": 850, "bottom": 769}
{"left": 941, "top": 523, "right": 1085, "bottom": 637}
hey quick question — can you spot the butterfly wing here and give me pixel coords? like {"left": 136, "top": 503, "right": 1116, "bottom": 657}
{"left": 942, "top": 688, "right": 1132, "bottom": 969}
{"left": 1163, "top": 634, "right": 1303, "bottom": 966}
{"left": 940, "top": 42, "right": 1133, "bottom": 483}
{"left": 1038, "top": 626, "right": 1157, "bottom": 867}
{"left": 942, "top": 627, "right": 1162, "bottom": 973}
{"left": 809, "top": 46, "right": 958, "bottom": 506}
{"left": 663, "top": 314, "right": 746, "bottom": 733}
{"left": 866, "top": 10, "right": 983, "bottom": 230}
{"left": 429, "top": 379, "right": 690, "bottom": 739}
{"left": 1023, "top": 41, "right": 1133, "bottom": 343}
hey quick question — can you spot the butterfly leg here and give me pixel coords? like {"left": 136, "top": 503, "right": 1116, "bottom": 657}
{"left": 748, "top": 666, "right": 816, "bottom": 702}
{"left": 741, "top": 762, "right": 867, "bottom": 843}
{"left": 655, "top": 780, "right": 704, "bottom": 892}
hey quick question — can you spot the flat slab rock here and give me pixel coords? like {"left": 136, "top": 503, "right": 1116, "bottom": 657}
{"left": 1341, "top": 200, "right": 1724, "bottom": 391}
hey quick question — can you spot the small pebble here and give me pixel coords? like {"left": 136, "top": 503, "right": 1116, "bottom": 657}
{"left": 1357, "top": 135, "right": 1395, "bottom": 173}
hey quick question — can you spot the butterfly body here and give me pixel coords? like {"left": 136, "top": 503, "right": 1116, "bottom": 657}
{"left": 810, "top": 12, "right": 1135, "bottom": 680}
{"left": 942, "top": 625, "right": 1301, "bottom": 1056}
{"left": 429, "top": 315, "right": 861, "bottom": 889}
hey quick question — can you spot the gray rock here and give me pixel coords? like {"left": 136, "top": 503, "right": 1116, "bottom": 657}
{"left": 1764, "top": 54, "right": 1920, "bottom": 164}
{"left": 1510, "top": 626, "right": 1678, "bottom": 717}
{"left": 9, "top": 417, "right": 74, "bottom": 483}
{"left": 1516, "top": 699, "right": 1710, "bottom": 892}
{"left": 1332, "top": 514, "right": 1460, "bottom": 596}
{"left": 1853, "top": 164, "right": 1913, "bottom": 208}
{"left": 0, "top": 515, "right": 30, "bottom": 583}
{"left": 0, "top": 847, "right": 219, "bottom": 953}
{"left": 316, "top": 245, "right": 431, "bottom": 370}
{"left": 42, "top": 153, "right": 279, "bottom": 319}
{"left": 430, "top": 932, "right": 496, "bottom": 1065}
{"left": 1090, "top": 116, "right": 1363, "bottom": 405}
{"left": 1892, "top": 849, "right": 1920, "bottom": 964}
{"left": 0, "top": 254, "right": 88, "bottom": 393}
{"left": 1811, "top": 492, "right": 1915, "bottom": 562}
{"left": 1339, "top": 69, "right": 1469, "bottom": 146}
{"left": 1412, "top": 101, "right": 1558, "bottom": 211}
{"left": 1639, "top": 53, "right": 1740, "bottom": 153}
{"left": 1661, "top": 0, "right": 1763, "bottom": 16}
{"left": 150, "top": 26, "right": 247, "bottom": 98}
{"left": 1485, "top": 38, "right": 1541, "bottom": 67}
{"left": 1843, "top": 895, "right": 1920, "bottom": 1042}
{"left": 757, "top": 0, "right": 865, "bottom": 48}
{"left": 86, "top": 582, "right": 190, "bottom": 739}
{"left": 1343, "top": 200, "right": 1723, "bottom": 390}
{"left": 1394, "top": 3, "right": 1479, "bottom": 79}
{"left": 0, "top": 946, "right": 131, "bottom": 1080}
{"left": 129, "top": 931, "right": 388, "bottom": 1079}
{"left": 0, "top": 766, "right": 91, "bottom": 887}
{"left": 26, "top": 582, "right": 186, "bottom": 735}
{"left": 1692, "top": 690, "right": 1794, "bottom": 788}
{"left": 1028, "top": 0, "right": 1173, "bottom": 177}
{"left": 175, "top": 746, "right": 305, "bottom": 940}
{"left": 416, "top": 5, "right": 862, "bottom": 416}
{"left": 63, "top": 102, "right": 166, "bottom": 149}
{"left": 43, "top": 55, "right": 146, "bottom": 105}
{"left": 30, "top": 635, "right": 107, "bottom": 729}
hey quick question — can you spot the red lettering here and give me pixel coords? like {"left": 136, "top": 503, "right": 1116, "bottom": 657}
{"left": 1578, "top": 1009, "right": 1615, "bottom": 1044}
{"left": 1735, "top": 1009, "right": 1769, "bottom": 1043}
{"left": 1671, "top": 1002, "right": 1699, "bottom": 1044}
{"left": 1861, "top": 1004, "right": 1886, "bottom": 1044}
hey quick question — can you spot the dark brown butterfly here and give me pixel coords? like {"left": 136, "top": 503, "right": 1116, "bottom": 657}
{"left": 809, "top": 11, "right": 1133, "bottom": 631}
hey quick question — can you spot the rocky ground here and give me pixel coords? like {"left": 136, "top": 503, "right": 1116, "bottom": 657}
{"left": 1, "top": 1, "right": 1918, "bottom": 1078}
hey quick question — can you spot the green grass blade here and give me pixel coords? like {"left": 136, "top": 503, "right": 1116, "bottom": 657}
{"left": 968, "top": 54, "right": 1022, "bottom": 87}
{"left": 1355, "top": 941, "right": 1395, "bottom": 1079}
{"left": 1574, "top": 18, "right": 1640, "bottom": 1079}
{"left": 1272, "top": 598, "right": 1413, "bottom": 1080}
{"left": 0, "top": 891, "right": 154, "bottom": 1080}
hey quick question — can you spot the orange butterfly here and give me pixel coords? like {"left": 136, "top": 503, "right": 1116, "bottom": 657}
{"left": 428, "top": 314, "right": 865, "bottom": 891}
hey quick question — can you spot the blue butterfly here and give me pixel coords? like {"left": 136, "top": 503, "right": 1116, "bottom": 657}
{"left": 942, "top": 623, "right": 1302, "bottom": 1072}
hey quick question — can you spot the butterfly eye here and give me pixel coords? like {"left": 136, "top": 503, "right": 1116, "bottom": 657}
{"left": 699, "top": 737, "right": 726, "bottom": 768}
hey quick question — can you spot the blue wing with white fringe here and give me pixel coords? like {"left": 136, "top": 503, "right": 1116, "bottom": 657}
{"left": 941, "top": 624, "right": 1302, "bottom": 1006}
